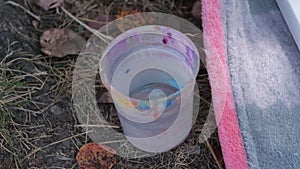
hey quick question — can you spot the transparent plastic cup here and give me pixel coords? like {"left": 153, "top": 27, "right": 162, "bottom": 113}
{"left": 99, "top": 25, "right": 200, "bottom": 153}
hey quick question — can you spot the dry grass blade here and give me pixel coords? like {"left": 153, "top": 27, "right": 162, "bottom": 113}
{"left": 60, "top": 6, "right": 113, "bottom": 44}
{"left": 205, "top": 138, "right": 223, "bottom": 169}
{"left": 22, "top": 130, "right": 94, "bottom": 161}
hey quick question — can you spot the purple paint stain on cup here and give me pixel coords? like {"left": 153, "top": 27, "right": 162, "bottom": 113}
{"left": 185, "top": 46, "right": 195, "bottom": 69}
{"left": 162, "top": 38, "right": 168, "bottom": 44}
{"left": 186, "top": 46, "right": 193, "bottom": 62}
{"left": 132, "top": 33, "right": 143, "bottom": 42}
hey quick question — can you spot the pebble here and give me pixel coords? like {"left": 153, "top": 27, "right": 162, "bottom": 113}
{"left": 50, "top": 105, "right": 64, "bottom": 115}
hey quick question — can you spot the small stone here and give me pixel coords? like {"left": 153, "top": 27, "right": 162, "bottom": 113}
{"left": 192, "top": 0, "right": 202, "bottom": 22}
{"left": 50, "top": 105, "right": 64, "bottom": 115}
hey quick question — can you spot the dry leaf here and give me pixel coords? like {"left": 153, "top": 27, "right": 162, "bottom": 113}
{"left": 116, "top": 10, "right": 156, "bottom": 33}
{"left": 116, "top": 9, "right": 141, "bottom": 19}
{"left": 98, "top": 91, "right": 113, "bottom": 104}
{"left": 36, "top": 0, "right": 64, "bottom": 11}
{"left": 192, "top": 0, "right": 201, "bottom": 21}
{"left": 76, "top": 143, "right": 117, "bottom": 169}
{"left": 84, "top": 15, "right": 116, "bottom": 38}
{"left": 40, "top": 28, "right": 86, "bottom": 57}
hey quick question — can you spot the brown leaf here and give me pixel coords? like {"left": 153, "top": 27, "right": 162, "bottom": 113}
{"left": 36, "top": 0, "right": 64, "bottom": 11}
{"left": 84, "top": 15, "right": 116, "bottom": 38}
{"left": 116, "top": 9, "right": 141, "bottom": 19}
{"left": 116, "top": 10, "right": 156, "bottom": 33}
{"left": 76, "top": 143, "right": 117, "bottom": 169}
{"left": 98, "top": 91, "right": 113, "bottom": 104}
{"left": 192, "top": 0, "right": 202, "bottom": 22}
{"left": 40, "top": 28, "right": 86, "bottom": 57}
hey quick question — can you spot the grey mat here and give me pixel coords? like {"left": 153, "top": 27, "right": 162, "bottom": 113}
{"left": 221, "top": 0, "right": 300, "bottom": 168}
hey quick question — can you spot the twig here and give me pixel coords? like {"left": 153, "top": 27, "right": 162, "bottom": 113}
{"left": 0, "top": 142, "right": 17, "bottom": 157}
{"left": 205, "top": 138, "right": 223, "bottom": 169}
{"left": 194, "top": 92, "right": 211, "bottom": 105}
{"left": 0, "top": 132, "right": 8, "bottom": 143}
{"left": 60, "top": 6, "right": 113, "bottom": 44}
{"left": 5, "top": 1, "right": 41, "bottom": 21}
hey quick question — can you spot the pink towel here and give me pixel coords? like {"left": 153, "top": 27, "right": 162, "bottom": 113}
{"left": 202, "top": 0, "right": 249, "bottom": 168}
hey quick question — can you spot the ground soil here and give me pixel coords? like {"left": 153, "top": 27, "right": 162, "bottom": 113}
{"left": 0, "top": 0, "right": 224, "bottom": 168}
